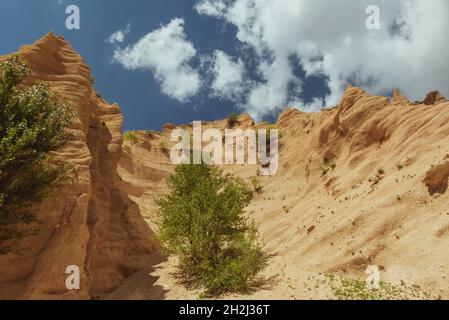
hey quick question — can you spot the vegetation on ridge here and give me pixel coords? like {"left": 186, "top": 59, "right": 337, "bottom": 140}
{"left": 123, "top": 130, "right": 139, "bottom": 145}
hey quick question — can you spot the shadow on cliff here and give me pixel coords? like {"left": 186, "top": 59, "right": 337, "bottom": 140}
{"left": 103, "top": 249, "right": 169, "bottom": 300}
{"left": 120, "top": 197, "right": 169, "bottom": 300}
{"left": 85, "top": 116, "right": 169, "bottom": 300}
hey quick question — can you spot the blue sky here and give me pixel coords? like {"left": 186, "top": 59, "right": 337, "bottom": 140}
{"left": 1, "top": 0, "right": 448, "bottom": 131}
{"left": 0, "top": 0, "right": 247, "bottom": 130}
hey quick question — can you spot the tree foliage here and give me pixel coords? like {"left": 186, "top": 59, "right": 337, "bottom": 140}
{"left": 157, "top": 163, "right": 267, "bottom": 295}
{"left": 123, "top": 130, "right": 139, "bottom": 145}
{"left": 0, "top": 54, "right": 74, "bottom": 225}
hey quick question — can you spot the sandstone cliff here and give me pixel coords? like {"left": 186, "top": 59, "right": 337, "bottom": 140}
{"left": 0, "top": 33, "right": 157, "bottom": 299}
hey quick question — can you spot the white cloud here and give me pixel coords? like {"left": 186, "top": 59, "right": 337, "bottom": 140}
{"left": 195, "top": 0, "right": 449, "bottom": 118}
{"left": 108, "top": 23, "right": 131, "bottom": 44}
{"left": 195, "top": 0, "right": 227, "bottom": 17}
{"left": 210, "top": 50, "right": 246, "bottom": 101}
{"left": 112, "top": 18, "right": 201, "bottom": 102}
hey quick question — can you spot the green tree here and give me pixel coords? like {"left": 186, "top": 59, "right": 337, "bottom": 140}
{"left": 156, "top": 163, "right": 267, "bottom": 295}
{"left": 0, "top": 54, "right": 74, "bottom": 225}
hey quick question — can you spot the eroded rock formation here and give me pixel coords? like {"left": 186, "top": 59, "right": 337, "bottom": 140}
{"left": 0, "top": 33, "right": 157, "bottom": 299}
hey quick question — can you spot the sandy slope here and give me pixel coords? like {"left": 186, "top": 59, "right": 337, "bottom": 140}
{"left": 109, "top": 88, "right": 449, "bottom": 299}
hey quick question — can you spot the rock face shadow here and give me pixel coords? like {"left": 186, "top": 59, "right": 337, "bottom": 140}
{"left": 103, "top": 252, "right": 168, "bottom": 300}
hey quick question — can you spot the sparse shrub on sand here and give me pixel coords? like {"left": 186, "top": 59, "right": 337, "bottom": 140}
{"left": 156, "top": 163, "right": 267, "bottom": 296}
{"left": 321, "top": 274, "right": 432, "bottom": 300}
{"left": 123, "top": 131, "right": 139, "bottom": 145}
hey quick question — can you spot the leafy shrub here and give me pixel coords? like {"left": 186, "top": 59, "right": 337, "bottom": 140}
{"left": 156, "top": 163, "right": 267, "bottom": 296}
{"left": 0, "top": 54, "right": 74, "bottom": 226}
{"left": 123, "top": 131, "right": 139, "bottom": 145}
{"left": 227, "top": 112, "right": 239, "bottom": 128}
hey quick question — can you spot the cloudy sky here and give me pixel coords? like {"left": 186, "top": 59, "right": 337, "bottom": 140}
{"left": 1, "top": 0, "right": 448, "bottom": 130}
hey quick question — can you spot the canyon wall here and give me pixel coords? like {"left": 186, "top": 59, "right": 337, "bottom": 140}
{"left": 0, "top": 33, "right": 157, "bottom": 299}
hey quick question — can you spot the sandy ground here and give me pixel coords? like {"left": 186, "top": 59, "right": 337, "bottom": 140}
{"left": 109, "top": 90, "right": 449, "bottom": 299}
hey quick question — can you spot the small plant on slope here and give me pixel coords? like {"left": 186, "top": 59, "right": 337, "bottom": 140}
{"left": 123, "top": 130, "right": 139, "bottom": 145}
{"left": 321, "top": 274, "right": 433, "bottom": 300}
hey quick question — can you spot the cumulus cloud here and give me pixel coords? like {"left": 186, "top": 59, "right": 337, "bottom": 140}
{"left": 108, "top": 23, "right": 131, "bottom": 44}
{"left": 210, "top": 50, "right": 246, "bottom": 101}
{"left": 112, "top": 18, "right": 201, "bottom": 102}
{"left": 195, "top": 0, "right": 449, "bottom": 118}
